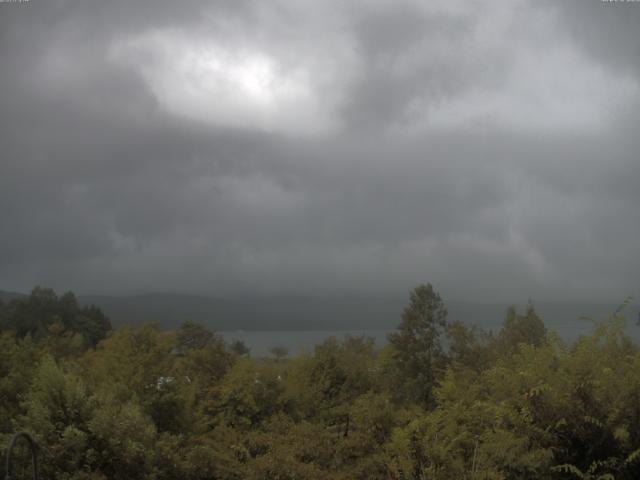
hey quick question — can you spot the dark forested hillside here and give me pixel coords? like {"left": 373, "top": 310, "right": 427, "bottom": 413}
{"left": 0, "top": 290, "right": 25, "bottom": 302}
{"left": 77, "top": 294, "right": 404, "bottom": 330}
{"left": 55, "top": 292, "right": 640, "bottom": 335}
{"left": 2, "top": 285, "right": 640, "bottom": 479}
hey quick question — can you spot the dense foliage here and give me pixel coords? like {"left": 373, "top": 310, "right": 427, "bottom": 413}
{"left": 1, "top": 285, "right": 639, "bottom": 479}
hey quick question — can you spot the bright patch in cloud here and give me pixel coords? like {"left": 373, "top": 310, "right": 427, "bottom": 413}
{"left": 110, "top": 31, "right": 336, "bottom": 135}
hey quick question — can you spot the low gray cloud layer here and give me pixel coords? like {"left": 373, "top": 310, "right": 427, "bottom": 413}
{"left": 1, "top": 0, "right": 639, "bottom": 302}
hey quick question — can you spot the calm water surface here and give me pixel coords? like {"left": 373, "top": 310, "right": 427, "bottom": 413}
{"left": 219, "top": 330, "right": 391, "bottom": 357}
{"left": 220, "top": 314, "right": 640, "bottom": 358}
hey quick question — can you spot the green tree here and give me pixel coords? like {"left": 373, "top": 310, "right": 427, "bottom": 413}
{"left": 0, "top": 333, "right": 41, "bottom": 433}
{"left": 0, "top": 299, "right": 7, "bottom": 332}
{"left": 76, "top": 304, "right": 112, "bottom": 348}
{"left": 230, "top": 339, "right": 251, "bottom": 357}
{"left": 207, "top": 359, "right": 284, "bottom": 430}
{"left": 446, "top": 320, "right": 495, "bottom": 371}
{"left": 499, "top": 303, "right": 547, "bottom": 354}
{"left": 284, "top": 336, "right": 376, "bottom": 421}
{"left": 4, "top": 287, "right": 58, "bottom": 338}
{"left": 19, "top": 356, "right": 95, "bottom": 478}
{"left": 269, "top": 346, "right": 289, "bottom": 362}
{"left": 388, "top": 283, "right": 448, "bottom": 407}
{"left": 176, "top": 320, "right": 216, "bottom": 351}
{"left": 1, "top": 288, "right": 111, "bottom": 348}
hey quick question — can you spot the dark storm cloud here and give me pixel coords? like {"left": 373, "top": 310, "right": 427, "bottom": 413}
{"left": 341, "top": 3, "right": 474, "bottom": 130}
{"left": 0, "top": 0, "right": 639, "bottom": 302}
{"left": 547, "top": 0, "right": 640, "bottom": 76}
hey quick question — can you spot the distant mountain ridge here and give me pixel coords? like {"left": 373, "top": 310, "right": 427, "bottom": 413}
{"left": 74, "top": 294, "right": 640, "bottom": 341}
{"left": 77, "top": 293, "right": 404, "bottom": 331}
{"left": 0, "top": 290, "right": 26, "bottom": 302}
{"left": 3, "top": 290, "right": 638, "bottom": 340}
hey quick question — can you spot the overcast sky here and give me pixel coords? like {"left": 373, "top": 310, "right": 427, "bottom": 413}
{"left": 1, "top": 0, "right": 639, "bottom": 302}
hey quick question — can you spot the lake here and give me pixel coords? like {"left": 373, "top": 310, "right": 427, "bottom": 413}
{"left": 219, "top": 308, "right": 640, "bottom": 358}
{"left": 219, "top": 329, "right": 392, "bottom": 357}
